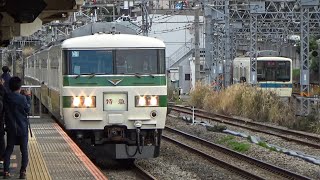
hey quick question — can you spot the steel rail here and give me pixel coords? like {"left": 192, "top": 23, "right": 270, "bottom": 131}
{"left": 133, "top": 162, "right": 157, "bottom": 180}
{"left": 162, "top": 135, "right": 263, "bottom": 180}
{"left": 171, "top": 105, "right": 320, "bottom": 149}
{"left": 164, "top": 126, "right": 311, "bottom": 180}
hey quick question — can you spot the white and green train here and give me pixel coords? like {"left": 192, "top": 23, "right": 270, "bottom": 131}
{"left": 25, "top": 33, "right": 167, "bottom": 159}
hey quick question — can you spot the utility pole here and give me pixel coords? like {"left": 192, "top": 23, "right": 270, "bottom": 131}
{"left": 11, "top": 49, "right": 16, "bottom": 76}
{"left": 141, "top": 3, "right": 145, "bottom": 36}
{"left": 224, "top": 0, "right": 231, "bottom": 87}
{"left": 318, "top": 41, "right": 320, "bottom": 86}
{"left": 117, "top": 0, "right": 120, "bottom": 15}
{"left": 204, "top": 0, "right": 212, "bottom": 84}
{"left": 113, "top": 4, "right": 115, "bottom": 21}
{"left": 145, "top": 4, "right": 149, "bottom": 36}
{"left": 194, "top": 6, "right": 201, "bottom": 82}
{"left": 141, "top": 0, "right": 149, "bottom": 36}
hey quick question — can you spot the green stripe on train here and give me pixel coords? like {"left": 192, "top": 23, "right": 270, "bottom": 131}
{"left": 63, "top": 96, "right": 72, "bottom": 108}
{"left": 159, "top": 95, "right": 167, "bottom": 107}
{"left": 63, "top": 95, "right": 168, "bottom": 108}
{"left": 63, "top": 76, "right": 166, "bottom": 86}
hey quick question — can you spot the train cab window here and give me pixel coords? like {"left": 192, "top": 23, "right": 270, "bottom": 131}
{"left": 115, "top": 49, "right": 165, "bottom": 74}
{"left": 257, "top": 61, "right": 290, "bottom": 82}
{"left": 64, "top": 50, "right": 113, "bottom": 75}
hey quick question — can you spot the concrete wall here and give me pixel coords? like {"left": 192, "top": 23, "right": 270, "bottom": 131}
{"left": 178, "top": 58, "right": 191, "bottom": 94}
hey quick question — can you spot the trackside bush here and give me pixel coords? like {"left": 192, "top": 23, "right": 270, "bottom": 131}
{"left": 190, "top": 83, "right": 297, "bottom": 128}
{"left": 188, "top": 81, "right": 211, "bottom": 109}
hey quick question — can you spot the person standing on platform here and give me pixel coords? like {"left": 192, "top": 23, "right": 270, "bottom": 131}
{"left": 1, "top": 66, "right": 11, "bottom": 92}
{"left": 0, "top": 78, "right": 6, "bottom": 164}
{"left": 2, "top": 77, "right": 31, "bottom": 179}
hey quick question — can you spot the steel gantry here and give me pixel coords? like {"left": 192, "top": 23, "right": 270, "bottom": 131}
{"left": 204, "top": 0, "right": 320, "bottom": 115}
{"left": 249, "top": 13, "right": 258, "bottom": 84}
{"left": 204, "top": 0, "right": 230, "bottom": 90}
{"left": 299, "top": 0, "right": 320, "bottom": 115}
{"left": 300, "top": 5, "right": 310, "bottom": 115}
{"left": 204, "top": 0, "right": 224, "bottom": 90}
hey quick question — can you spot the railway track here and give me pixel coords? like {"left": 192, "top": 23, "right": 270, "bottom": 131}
{"left": 171, "top": 105, "right": 320, "bottom": 149}
{"left": 163, "top": 126, "right": 311, "bottom": 180}
{"left": 133, "top": 162, "right": 157, "bottom": 180}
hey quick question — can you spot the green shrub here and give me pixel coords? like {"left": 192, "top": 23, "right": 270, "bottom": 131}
{"left": 217, "top": 135, "right": 250, "bottom": 153}
{"left": 227, "top": 141, "right": 250, "bottom": 152}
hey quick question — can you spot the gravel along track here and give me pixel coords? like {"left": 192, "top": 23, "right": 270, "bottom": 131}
{"left": 98, "top": 160, "right": 156, "bottom": 180}
{"left": 172, "top": 106, "right": 320, "bottom": 150}
{"left": 96, "top": 160, "right": 141, "bottom": 180}
{"left": 136, "top": 140, "right": 245, "bottom": 180}
{"left": 97, "top": 140, "right": 242, "bottom": 180}
{"left": 172, "top": 106, "right": 320, "bottom": 158}
{"left": 163, "top": 126, "right": 309, "bottom": 180}
{"left": 166, "top": 115, "right": 320, "bottom": 179}
{"left": 133, "top": 162, "right": 157, "bottom": 180}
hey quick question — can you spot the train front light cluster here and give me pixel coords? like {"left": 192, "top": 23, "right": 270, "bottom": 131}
{"left": 71, "top": 96, "right": 96, "bottom": 108}
{"left": 135, "top": 95, "right": 159, "bottom": 107}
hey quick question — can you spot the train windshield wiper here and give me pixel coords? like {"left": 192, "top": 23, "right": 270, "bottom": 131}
{"left": 88, "top": 73, "right": 96, "bottom": 79}
{"left": 145, "top": 73, "right": 155, "bottom": 78}
{"left": 125, "top": 73, "right": 141, "bottom": 78}
{"left": 74, "top": 74, "right": 81, "bottom": 79}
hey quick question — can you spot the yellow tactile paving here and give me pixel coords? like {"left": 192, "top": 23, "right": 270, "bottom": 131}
{"left": 26, "top": 134, "right": 51, "bottom": 180}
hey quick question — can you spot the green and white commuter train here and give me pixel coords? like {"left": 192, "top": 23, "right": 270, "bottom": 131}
{"left": 25, "top": 33, "right": 167, "bottom": 159}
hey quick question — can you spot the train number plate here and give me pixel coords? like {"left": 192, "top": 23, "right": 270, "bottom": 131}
{"left": 103, "top": 93, "right": 128, "bottom": 111}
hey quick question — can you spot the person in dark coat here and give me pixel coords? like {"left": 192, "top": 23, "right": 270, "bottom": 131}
{"left": 1, "top": 66, "right": 11, "bottom": 92}
{"left": 3, "top": 77, "right": 31, "bottom": 179}
{"left": 0, "top": 78, "right": 6, "bottom": 162}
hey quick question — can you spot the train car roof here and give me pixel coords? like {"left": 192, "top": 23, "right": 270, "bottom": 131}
{"left": 258, "top": 57, "right": 292, "bottom": 61}
{"left": 62, "top": 34, "right": 165, "bottom": 49}
{"left": 234, "top": 56, "right": 292, "bottom": 62}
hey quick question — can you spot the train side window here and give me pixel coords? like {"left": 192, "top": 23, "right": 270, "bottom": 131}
{"left": 158, "top": 49, "right": 165, "bottom": 74}
{"left": 234, "top": 66, "right": 238, "bottom": 80}
{"left": 244, "top": 67, "right": 247, "bottom": 78}
{"left": 63, "top": 50, "right": 68, "bottom": 74}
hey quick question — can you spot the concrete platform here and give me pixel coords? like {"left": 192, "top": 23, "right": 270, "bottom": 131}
{"left": 3, "top": 116, "right": 107, "bottom": 180}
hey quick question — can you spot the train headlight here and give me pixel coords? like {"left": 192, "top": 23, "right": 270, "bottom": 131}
{"left": 84, "top": 96, "right": 93, "bottom": 107}
{"left": 135, "top": 95, "right": 159, "bottom": 107}
{"left": 70, "top": 96, "right": 96, "bottom": 108}
{"left": 137, "top": 96, "right": 147, "bottom": 106}
{"left": 150, "top": 96, "right": 159, "bottom": 106}
{"left": 72, "top": 97, "right": 81, "bottom": 107}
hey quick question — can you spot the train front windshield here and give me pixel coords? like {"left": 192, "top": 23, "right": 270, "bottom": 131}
{"left": 257, "top": 61, "right": 291, "bottom": 82}
{"left": 63, "top": 49, "right": 166, "bottom": 75}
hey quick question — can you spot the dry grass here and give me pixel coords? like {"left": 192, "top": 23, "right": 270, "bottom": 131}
{"left": 189, "top": 83, "right": 300, "bottom": 130}
{"left": 292, "top": 109, "right": 320, "bottom": 134}
{"left": 188, "top": 81, "right": 212, "bottom": 109}
{"left": 310, "top": 121, "right": 320, "bottom": 134}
